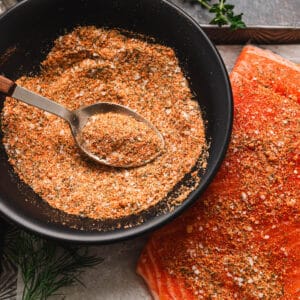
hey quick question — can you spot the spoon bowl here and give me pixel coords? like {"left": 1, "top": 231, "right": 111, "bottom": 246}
{"left": 0, "top": 75, "right": 164, "bottom": 168}
{"left": 72, "top": 102, "right": 165, "bottom": 167}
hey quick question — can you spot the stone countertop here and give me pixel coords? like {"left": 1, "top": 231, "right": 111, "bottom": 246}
{"left": 169, "top": 0, "right": 300, "bottom": 27}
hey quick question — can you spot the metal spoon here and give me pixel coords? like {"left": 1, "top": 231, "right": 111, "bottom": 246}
{"left": 0, "top": 75, "right": 165, "bottom": 168}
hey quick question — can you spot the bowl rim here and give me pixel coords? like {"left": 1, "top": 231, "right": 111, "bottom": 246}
{"left": 0, "top": 0, "right": 233, "bottom": 244}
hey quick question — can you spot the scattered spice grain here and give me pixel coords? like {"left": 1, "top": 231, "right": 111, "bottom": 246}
{"left": 78, "top": 112, "right": 163, "bottom": 166}
{"left": 1, "top": 26, "right": 207, "bottom": 221}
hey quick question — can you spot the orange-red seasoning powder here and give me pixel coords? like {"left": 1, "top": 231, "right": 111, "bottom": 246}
{"left": 1, "top": 26, "right": 207, "bottom": 221}
{"left": 79, "top": 112, "right": 163, "bottom": 166}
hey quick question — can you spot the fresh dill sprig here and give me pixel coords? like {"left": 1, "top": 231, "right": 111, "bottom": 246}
{"left": 196, "top": 0, "right": 246, "bottom": 29}
{"left": 3, "top": 228, "right": 103, "bottom": 300}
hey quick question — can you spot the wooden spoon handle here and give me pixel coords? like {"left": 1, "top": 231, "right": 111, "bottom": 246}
{"left": 0, "top": 75, "right": 16, "bottom": 95}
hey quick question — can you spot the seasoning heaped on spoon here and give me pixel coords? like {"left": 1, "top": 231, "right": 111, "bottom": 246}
{"left": 0, "top": 75, "right": 165, "bottom": 168}
{"left": 78, "top": 112, "right": 164, "bottom": 167}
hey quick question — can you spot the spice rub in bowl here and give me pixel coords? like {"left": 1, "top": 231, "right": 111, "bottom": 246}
{"left": 1, "top": 26, "right": 208, "bottom": 222}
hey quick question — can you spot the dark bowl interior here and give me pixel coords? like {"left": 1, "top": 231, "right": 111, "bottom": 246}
{"left": 0, "top": 0, "right": 232, "bottom": 243}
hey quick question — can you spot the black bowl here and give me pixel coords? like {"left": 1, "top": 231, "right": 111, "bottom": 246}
{"left": 0, "top": 0, "right": 232, "bottom": 243}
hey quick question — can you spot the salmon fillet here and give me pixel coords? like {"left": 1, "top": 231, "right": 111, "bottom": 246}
{"left": 137, "top": 46, "right": 300, "bottom": 299}
{"left": 232, "top": 45, "right": 300, "bottom": 104}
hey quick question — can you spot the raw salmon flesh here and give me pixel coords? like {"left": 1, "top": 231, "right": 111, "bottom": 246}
{"left": 137, "top": 46, "right": 300, "bottom": 299}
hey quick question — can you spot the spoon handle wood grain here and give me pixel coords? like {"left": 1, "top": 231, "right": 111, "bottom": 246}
{"left": 0, "top": 75, "right": 16, "bottom": 95}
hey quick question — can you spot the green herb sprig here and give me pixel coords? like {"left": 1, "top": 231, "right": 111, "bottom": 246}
{"left": 196, "top": 0, "right": 246, "bottom": 29}
{"left": 3, "top": 228, "right": 103, "bottom": 300}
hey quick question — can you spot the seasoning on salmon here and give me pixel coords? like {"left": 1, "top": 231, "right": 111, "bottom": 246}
{"left": 1, "top": 26, "right": 207, "bottom": 221}
{"left": 78, "top": 112, "right": 163, "bottom": 166}
{"left": 137, "top": 45, "right": 300, "bottom": 299}
{"left": 232, "top": 45, "right": 300, "bottom": 104}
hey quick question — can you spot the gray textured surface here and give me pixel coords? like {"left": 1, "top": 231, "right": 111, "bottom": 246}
{"left": 56, "top": 237, "right": 151, "bottom": 300}
{"left": 0, "top": 0, "right": 17, "bottom": 14}
{"left": 170, "top": 0, "right": 300, "bottom": 27}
